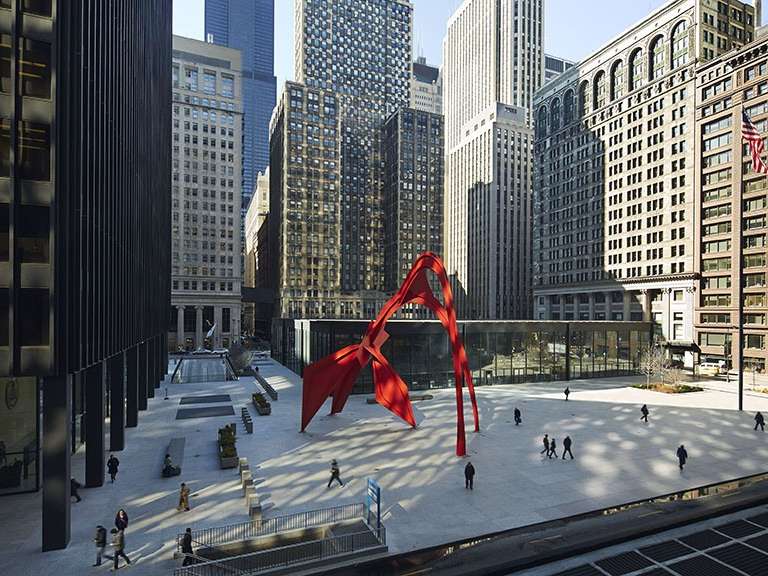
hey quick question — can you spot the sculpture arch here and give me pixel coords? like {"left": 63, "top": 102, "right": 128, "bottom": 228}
{"left": 300, "top": 252, "right": 481, "bottom": 456}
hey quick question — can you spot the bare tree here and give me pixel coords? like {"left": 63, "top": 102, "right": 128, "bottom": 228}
{"left": 666, "top": 367, "right": 684, "bottom": 389}
{"left": 639, "top": 343, "right": 666, "bottom": 389}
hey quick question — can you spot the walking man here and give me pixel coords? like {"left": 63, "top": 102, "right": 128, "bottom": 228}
{"left": 111, "top": 528, "right": 131, "bottom": 570}
{"left": 177, "top": 482, "right": 191, "bottom": 511}
{"left": 562, "top": 436, "right": 574, "bottom": 460}
{"left": 548, "top": 438, "right": 558, "bottom": 459}
{"left": 327, "top": 459, "right": 344, "bottom": 488}
{"left": 107, "top": 454, "right": 120, "bottom": 483}
{"left": 93, "top": 525, "right": 108, "bottom": 567}
{"left": 676, "top": 444, "right": 688, "bottom": 471}
{"left": 70, "top": 478, "right": 82, "bottom": 503}
{"left": 640, "top": 404, "right": 649, "bottom": 423}
{"left": 464, "top": 461, "right": 475, "bottom": 490}
{"left": 564, "top": 387, "right": 570, "bottom": 401}
{"left": 181, "top": 527, "right": 195, "bottom": 566}
{"left": 540, "top": 434, "right": 550, "bottom": 455}
{"left": 755, "top": 411, "right": 765, "bottom": 431}
{"left": 514, "top": 407, "right": 522, "bottom": 426}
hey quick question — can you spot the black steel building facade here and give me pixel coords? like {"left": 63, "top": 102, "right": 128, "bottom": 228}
{"left": 0, "top": 0, "right": 171, "bottom": 551}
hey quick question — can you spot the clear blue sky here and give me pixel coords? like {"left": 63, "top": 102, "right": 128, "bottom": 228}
{"left": 173, "top": 0, "right": 748, "bottom": 90}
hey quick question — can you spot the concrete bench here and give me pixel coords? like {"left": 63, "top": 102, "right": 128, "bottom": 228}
{"left": 238, "top": 458, "right": 249, "bottom": 473}
{"left": 255, "top": 373, "right": 278, "bottom": 401}
{"left": 248, "top": 494, "right": 262, "bottom": 520}
{"left": 162, "top": 437, "right": 185, "bottom": 477}
{"left": 241, "top": 407, "right": 253, "bottom": 434}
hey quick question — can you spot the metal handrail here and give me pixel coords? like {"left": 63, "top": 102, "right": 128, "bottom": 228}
{"left": 176, "top": 503, "right": 366, "bottom": 550}
{"left": 178, "top": 552, "right": 246, "bottom": 576}
{"left": 173, "top": 527, "right": 386, "bottom": 576}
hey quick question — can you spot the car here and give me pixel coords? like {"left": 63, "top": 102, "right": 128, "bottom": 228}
{"left": 697, "top": 361, "right": 724, "bottom": 376}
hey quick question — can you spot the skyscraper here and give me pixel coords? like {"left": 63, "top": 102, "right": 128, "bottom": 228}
{"left": 443, "top": 0, "right": 544, "bottom": 319}
{"left": 411, "top": 56, "right": 442, "bottom": 114}
{"left": 170, "top": 36, "right": 244, "bottom": 351}
{"left": 205, "top": 0, "right": 276, "bottom": 205}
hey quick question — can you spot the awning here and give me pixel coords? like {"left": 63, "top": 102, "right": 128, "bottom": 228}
{"left": 663, "top": 340, "right": 699, "bottom": 352}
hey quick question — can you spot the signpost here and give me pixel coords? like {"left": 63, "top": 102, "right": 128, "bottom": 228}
{"left": 366, "top": 478, "right": 381, "bottom": 536}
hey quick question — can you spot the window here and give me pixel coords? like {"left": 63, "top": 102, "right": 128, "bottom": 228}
{"left": 703, "top": 221, "right": 732, "bottom": 236}
{"left": 703, "top": 132, "right": 731, "bottom": 151}
{"left": 745, "top": 234, "right": 766, "bottom": 248}
{"left": 744, "top": 254, "right": 766, "bottom": 268}
{"left": 703, "top": 276, "right": 731, "bottom": 289}
{"left": 745, "top": 313, "right": 766, "bottom": 325}
{"left": 744, "top": 197, "right": 767, "bottom": 212}
{"left": 703, "top": 239, "right": 731, "bottom": 253}
{"left": 221, "top": 74, "right": 234, "bottom": 98}
{"left": 673, "top": 289, "right": 684, "bottom": 301}
{"left": 702, "top": 116, "right": 732, "bottom": 134}
{"left": 745, "top": 294, "right": 766, "bottom": 307}
{"left": 699, "top": 332, "right": 730, "bottom": 347}
{"left": 20, "top": 288, "right": 48, "bottom": 345}
{"left": 19, "top": 121, "right": 50, "bottom": 181}
{"left": 22, "top": 0, "right": 52, "bottom": 16}
{"left": 671, "top": 21, "right": 688, "bottom": 69}
{"left": 701, "top": 313, "right": 730, "bottom": 323}
{"left": 172, "top": 64, "right": 179, "bottom": 87}
{"left": 611, "top": 61, "right": 624, "bottom": 100}
{"left": 19, "top": 37, "right": 51, "bottom": 99}
{"left": 702, "top": 203, "right": 731, "bottom": 219}
{"left": 629, "top": 49, "right": 644, "bottom": 91}
{"left": 594, "top": 71, "right": 606, "bottom": 109}
{"left": 703, "top": 168, "right": 731, "bottom": 185}
{"left": 703, "top": 186, "right": 731, "bottom": 202}
{"left": 703, "top": 150, "right": 732, "bottom": 168}
{"left": 650, "top": 36, "right": 665, "bottom": 79}
{"left": 744, "top": 273, "right": 766, "bottom": 287}
{"left": 185, "top": 67, "right": 198, "bottom": 91}
{"left": 0, "top": 34, "right": 9, "bottom": 93}
{"left": 703, "top": 294, "right": 731, "bottom": 306}
{"left": 745, "top": 334, "right": 765, "bottom": 349}
{"left": 0, "top": 118, "right": 8, "bottom": 177}
{"left": 17, "top": 204, "right": 48, "bottom": 263}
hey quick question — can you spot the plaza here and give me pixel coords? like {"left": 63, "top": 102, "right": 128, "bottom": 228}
{"left": 3, "top": 356, "right": 768, "bottom": 574}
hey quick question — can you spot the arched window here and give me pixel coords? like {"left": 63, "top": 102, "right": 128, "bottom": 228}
{"left": 649, "top": 35, "right": 665, "bottom": 79}
{"left": 671, "top": 21, "right": 688, "bottom": 69}
{"left": 536, "top": 106, "right": 548, "bottom": 138}
{"left": 629, "top": 48, "right": 644, "bottom": 91}
{"left": 593, "top": 71, "right": 606, "bottom": 109}
{"left": 611, "top": 60, "right": 624, "bottom": 100}
{"left": 563, "top": 90, "right": 575, "bottom": 124}
{"left": 550, "top": 98, "right": 561, "bottom": 131}
{"left": 579, "top": 81, "right": 590, "bottom": 115}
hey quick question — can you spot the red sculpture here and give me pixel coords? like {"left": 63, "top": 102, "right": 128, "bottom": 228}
{"left": 301, "top": 252, "right": 480, "bottom": 456}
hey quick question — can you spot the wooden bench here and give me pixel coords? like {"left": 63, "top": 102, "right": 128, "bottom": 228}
{"left": 162, "top": 437, "right": 185, "bottom": 477}
{"left": 255, "top": 373, "right": 278, "bottom": 401}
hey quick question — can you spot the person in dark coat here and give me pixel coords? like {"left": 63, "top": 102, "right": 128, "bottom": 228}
{"left": 562, "top": 436, "right": 574, "bottom": 460}
{"left": 70, "top": 478, "right": 82, "bottom": 502}
{"left": 564, "top": 387, "right": 570, "bottom": 401}
{"left": 540, "top": 434, "right": 550, "bottom": 455}
{"left": 548, "top": 438, "right": 558, "bottom": 459}
{"left": 93, "top": 525, "right": 108, "bottom": 566}
{"left": 107, "top": 454, "right": 120, "bottom": 483}
{"left": 464, "top": 461, "right": 475, "bottom": 490}
{"left": 181, "top": 527, "right": 195, "bottom": 566}
{"left": 755, "top": 411, "right": 765, "bottom": 432}
{"left": 640, "top": 404, "right": 649, "bottom": 423}
{"left": 111, "top": 528, "right": 131, "bottom": 570}
{"left": 676, "top": 444, "right": 688, "bottom": 470}
{"left": 115, "top": 509, "right": 129, "bottom": 531}
{"left": 514, "top": 407, "right": 522, "bottom": 426}
{"left": 327, "top": 459, "right": 343, "bottom": 488}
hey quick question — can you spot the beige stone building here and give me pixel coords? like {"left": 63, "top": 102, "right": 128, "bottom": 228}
{"left": 170, "top": 36, "right": 243, "bottom": 350}
{"left": 243, "top": 169, "right": 269, "bottom": 333}
{"left": 533, "top": 0, "right": 755, "bottom": 367}
{"left": 694, "top": 33, "right": 768, "bottom": 373}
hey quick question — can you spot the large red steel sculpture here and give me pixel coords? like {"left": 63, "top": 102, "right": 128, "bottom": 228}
{"left": 301, "top": 252, "right": 480, "bottom": 456}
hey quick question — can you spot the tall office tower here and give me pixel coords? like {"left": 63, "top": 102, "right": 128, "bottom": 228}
{"left": 382, "top": 109, "right": 444, "bottom": 292}
{"left": 294, "top": 0, "right": 413, "bottom": 296}
{"left": 533, "top": 0, "right": 755, "bottom": 368}
{"left": 171, "top": 36, "right": 243, "bottom": 351}
{"left": 694, "top": 33, "right": 768, "bottom": 373}
{"left": 443, "top": 0, "right": 544, "bottom": 319}
{"left": 243, "top": 169, "right": 270, "bottom": 333}
{"left": 544, "top": 54, "right": 576, "bottom": 84}
{"left": 205, "top": 0, "right": 276, "bottom": 204}
{"left": 0, "top": 0, "right": 171, "bottom": 551}
{"left": 411, "top": 56, "right": 443, "bottom": 114}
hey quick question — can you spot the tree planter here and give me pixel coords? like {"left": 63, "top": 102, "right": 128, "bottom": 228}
{"left": 218, "top": 425, "right": 238, "bottom": 469}
{"left": 252, "top": 392, "right": 271, "bottom": 416}
{"left": 219, "top": 445, "right": 239, "bottom": 469}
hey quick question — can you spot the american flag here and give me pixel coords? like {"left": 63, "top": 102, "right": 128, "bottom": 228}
{"left": 743, "top": 111, "right": 768, "bottom": 175}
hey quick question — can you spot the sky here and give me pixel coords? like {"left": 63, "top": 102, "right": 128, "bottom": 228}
{"left": 172, "top": 0, "right": 694, "bottom": 90}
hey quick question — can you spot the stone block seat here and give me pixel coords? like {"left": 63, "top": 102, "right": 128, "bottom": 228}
{"left": 162, "top": 437, "right": 185, "bottom": 477}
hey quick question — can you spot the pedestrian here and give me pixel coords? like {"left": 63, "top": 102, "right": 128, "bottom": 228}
{"left": 540, "top": 434, "right": 550, "bottom": 455}
{"left": 93, "top": 525, "right": 108, "bottom": 567}
{"left": 464, "top": 461, "right": 475, "bottom": 490}
{"left": 110, "top": 528, "right": 131, "bottom": 570}
{"left": 548, "top": 438, "right": 558, "bottom": 459}
{"left": 115, "top": 509, "right": 129, "bottom": 531}
{"left": 181, "top": 527, "right": 195, "bottom": 566}
{"left": 177, "top": 482, "right": 191, "bottom": 511}
{"left": 327, "top": 459, "right": 344, "bottom": 488}
{"left": 107, "top": 454, "right": 120, "bottom": 483}
{"left": 755, "top": 411, "right": 765, "bottom": 432}
{"left": 70, "top": 478, "right": 82, "bottom": 503}
{"left": 676, "top": 444, "right": 688, "bottom": 471}
{"left": 640, "top": 404, "right": 649, "bottom": 423}
{"left": 514, "top": 407, "right": 522, "bottom": 426}
{"left": 562, "top": 436, "right": 574, "bottom": 460}
{"left": 564, "top": 386, "right": 570, "bottom": 401}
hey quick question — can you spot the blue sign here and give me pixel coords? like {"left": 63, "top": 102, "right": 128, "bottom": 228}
{"left": 366, "top": 478, "right": 381, "bottom": 531}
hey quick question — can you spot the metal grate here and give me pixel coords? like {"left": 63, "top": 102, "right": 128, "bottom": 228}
{"left": 175, "top": 406, "right": 235, "bottom": 419}
{"left": 714, "top": 520, "right": 765, "bottom": 539}
{"left": 638, "top": 569, "right": 675, "bottom": 576}
{"left": 639, "top": 540, "right": 695, "bottom": 563}
{"left": 667, "top": 555, "right": 743, "bottom": 576}
{"left": 747, "top": 512, "right": 768, "bottom": 529}
{"left": 179, "top": 394, "right": 232, "bottom": 405}
{"left": 708, "top": 542, "right": 768, "bottom": 576}
{"left": 746, "top": 533, "right": 768, "bottom": 554}
{"left": 678, "top": 529, "right": 731, "bottom": 550}
{"left": 550, "top": 565, "right": 605, "bottom": 576}
{"left": 594, "top": 551, "right": 654, "bottom": 575}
